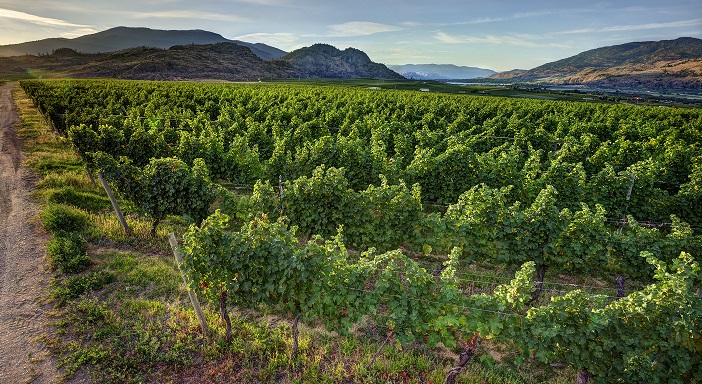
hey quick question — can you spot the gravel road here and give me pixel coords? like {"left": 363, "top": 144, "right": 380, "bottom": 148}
{"left": 0, "top": 82, "right": 60, "bottom": 384}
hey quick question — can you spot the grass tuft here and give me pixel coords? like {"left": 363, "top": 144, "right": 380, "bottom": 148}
{"left": 46, "top": 186, "right": 112, "bottom": 212}
{"left": 41, "top": 203, "right": 91, "bottom": 234}
{"left": 46, "top": 234, "right": 92, "bottom": 274}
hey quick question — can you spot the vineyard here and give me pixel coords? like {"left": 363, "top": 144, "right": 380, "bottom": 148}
{"left": 19, "top": 79, "right": 702, "bottom": 383}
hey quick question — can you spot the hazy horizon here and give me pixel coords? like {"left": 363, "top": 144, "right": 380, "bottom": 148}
{"left": 0, "top": 1, "right": 700, "bottom": 71}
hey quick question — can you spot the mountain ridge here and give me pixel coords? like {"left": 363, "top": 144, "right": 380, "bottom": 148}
{"left": 387, "top": 64, "right": 496, "bottom": 80}
{"left": 0, "top": 42, "right": 403, "bottom": 81}
{"left": 279, "top": 44, "right": 403, "bottom": 79}
{"left": 0, "top": 26, "right": 287, "bottom": 61}
{"left": 491, "top": 37, "right": 702, "bottom": 89}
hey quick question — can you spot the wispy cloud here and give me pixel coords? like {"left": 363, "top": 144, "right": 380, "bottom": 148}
{"left": 0, "top": 7, "right": 89, "bottom": 27}
{"left": 234, "top": 32, "right": 298, "bottom": 46}
{"left": 130, "top": 10, "right": 248, "bottom": 23}
{"left": 324, "top": 21, "right": 403, "bottom": 37}
{"left": 436, "top": 8, "right": 585, "bottom": 26}
{"left": 434, "top": 31, "right": 571, "bottom": 48}
{"left": 60, "top": 27, "right": 99, "bottom": 38}
{"left": 435, "top": 31, "right": 538, "bottom": 47}
{"left": 559, "top": 18, "right": 702, "bottom": 34}
{"left": 235, "top": 0, "right": 295, "bottom": 5}
{"left": 463, "top": 17, "right": 505, "bottom": 25}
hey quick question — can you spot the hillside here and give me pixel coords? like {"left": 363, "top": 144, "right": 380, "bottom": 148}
{"left": 0, "top": 26, "right": 287, "bottom": 61}
{"left": 279, "top": 44, "right": 404, "bottom": 79}
{"left": 0, "top": 43, "right": 403, "bottom": 81}
{"left": 388, "top": 64, "right": 495, "bottom": 80}
{"left": 71, "top": 43, "right": 294, "bottom": 81}
{"left": 491, "top": 37, "right": 702, "bottom": 89}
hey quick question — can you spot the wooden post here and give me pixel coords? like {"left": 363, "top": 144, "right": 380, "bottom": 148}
{"left": 85, "top": 165, "right": 97, "bottom": 187}
{"left": 168, "top": 233, "right": 210, "bottom": 339}
{"left": 625, "top": 173, "right": 635, "bottom": 202}
{"left": 97, "top": 171, "right": 132, "bottom": 235}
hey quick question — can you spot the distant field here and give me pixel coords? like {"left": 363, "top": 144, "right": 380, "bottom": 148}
{"left": 0, "top": 70, "right": 60, "bottom": 81}
{"left": 266, "top": 77, "right": 702, "bottom": 107}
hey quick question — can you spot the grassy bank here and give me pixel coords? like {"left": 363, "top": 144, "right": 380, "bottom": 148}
{"left": 13, "top": 83, "right": 573, "bottom": 384}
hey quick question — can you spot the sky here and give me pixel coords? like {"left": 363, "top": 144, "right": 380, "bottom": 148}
{"left": 0, "top": 0, "right": 700, "bottom": 71}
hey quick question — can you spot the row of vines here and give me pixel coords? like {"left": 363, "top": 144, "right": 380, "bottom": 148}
{"left": 20, "top": 79, "right": 702, "bottom": 382}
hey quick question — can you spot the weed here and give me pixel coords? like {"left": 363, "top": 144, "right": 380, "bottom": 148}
{"left": 46, "top": 186, "right": 111, "bottom": 212}
{"left": 46, "top": 234, "right": 91, "bottom": 274}
{"left": 37, "top": 172, "right": 92, "bottom": 190}
{"left": 51, "top": 270, "right": 115, "bottom": 305}
{"left": 42, "top": 203, "right": 90, "bottom": 234}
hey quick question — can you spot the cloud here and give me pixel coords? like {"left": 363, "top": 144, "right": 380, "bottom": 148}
{"left": 233, "top": 0, "right": 294, "bottom": 5}
{"left": 325, "top": 21, "right": 403, "bottom": 37}
{"left": 447, "top": 8, "right": 592, "bottom": 26}
{"left": 60, "top": 27, "right": 99, "bottom": 38}
{"left": 234, "top": 32, "right": 298, "bottom": 46}
{"left": 130, "top": 10, "right": 248, "bottom": 23}
{"left": 434, "top": 31, "right": 538, "bottom": 47}
{"left": 0, "top": 7, "right": 89, "bottom": 28}
{"left": 434, "top": 31, "right": 571, "bottom": 48}
{"left": 464, "top": 17, "right": 505, "bottom": 25}
{"left": 559, "top": 18, "right": 702, "bottom": 34}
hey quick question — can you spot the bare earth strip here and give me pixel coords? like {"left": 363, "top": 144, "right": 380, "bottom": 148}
{"left": 0, "top": 82, "right": 60, "bottom": 384}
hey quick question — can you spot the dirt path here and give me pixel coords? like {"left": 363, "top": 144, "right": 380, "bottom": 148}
{"left": 0, "top": 82, "right": 60, "bottom": 384}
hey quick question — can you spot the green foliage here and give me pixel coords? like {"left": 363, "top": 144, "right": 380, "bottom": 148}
{"left": 46, "top": 234, "right": 92, "bottom": 274}
{"left": 52, "top": 270, "right": 115, "bottom": 305}
{"left": 284, "top": 165, "right": 352, "bottom": 238}
{"left": 443, "top": 184, "right": 516, "bottom": 261}
{"left": 92, "top": 152, "right": 216, "bottom": 226}
{"left": 140, "top": 157, "right": 215, "bottom": 224}
{"left": 22, "top": 78, "right": 702, "bottom": 383}
{"left": 249, "top": 179, "right": 278, "bottom": 217}
{"left": 26, "top": 79, "right": 702, "bottom": 235}
{"left": 42, "top": 203, "right": 90, "bottom": 234}
{"left": 677, "top": 155, "right": 702, "bottom": 228}
{"left": 348, "top": 176, "right": 422, "bottom": 251}
{"left": 181, "top": 211, "right": 347, "bottom": 338}
{"left": 553, "top": 204, "right": 609, "bottom": 273}
{"left": 521, "top": 253, "right": 702, "bottom": 383}
{"left": 46, "top": 186, "right": 111, "bottom": 212}
{"left": 437, "top": 185, "right": 611, "bottom": 276}
{"left": 222, "top": 135, "right": 265, "bottom": 185}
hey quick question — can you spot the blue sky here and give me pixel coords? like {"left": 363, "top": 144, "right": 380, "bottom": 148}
{"left": 0, "top": 0, "right": 700, "bottom": 71}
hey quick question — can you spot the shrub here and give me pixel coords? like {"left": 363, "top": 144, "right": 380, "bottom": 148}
{"left": 46, "top": 234, "right": 91, "bottom": 274}
{"left": 42, "top": 203, "right": 90, "bottom": 234}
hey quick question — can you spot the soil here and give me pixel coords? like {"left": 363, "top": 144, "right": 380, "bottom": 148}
{"left": 0, "top": 82, "right": 61, "bottom": 383}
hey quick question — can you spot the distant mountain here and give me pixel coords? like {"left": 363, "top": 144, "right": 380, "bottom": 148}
{"left": 387, "top": 64, "right": 495, "bottom": 80}
{"left": 0, "top": 26, "right": 287, "bottom": 61}
{"left": 488, "top": 69, "right": 527, "bottom": 80}
{"left": 280, "top": 44, "right": 404, "bottom": 79}
{"left": 491, "top": 37, "right": 702, "bottom": 89}
{"left": 70, "top": 43, "right": 294, "bottom": 81}
{"left": 0, "top": 42, "right": 403, "bottom": 81}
